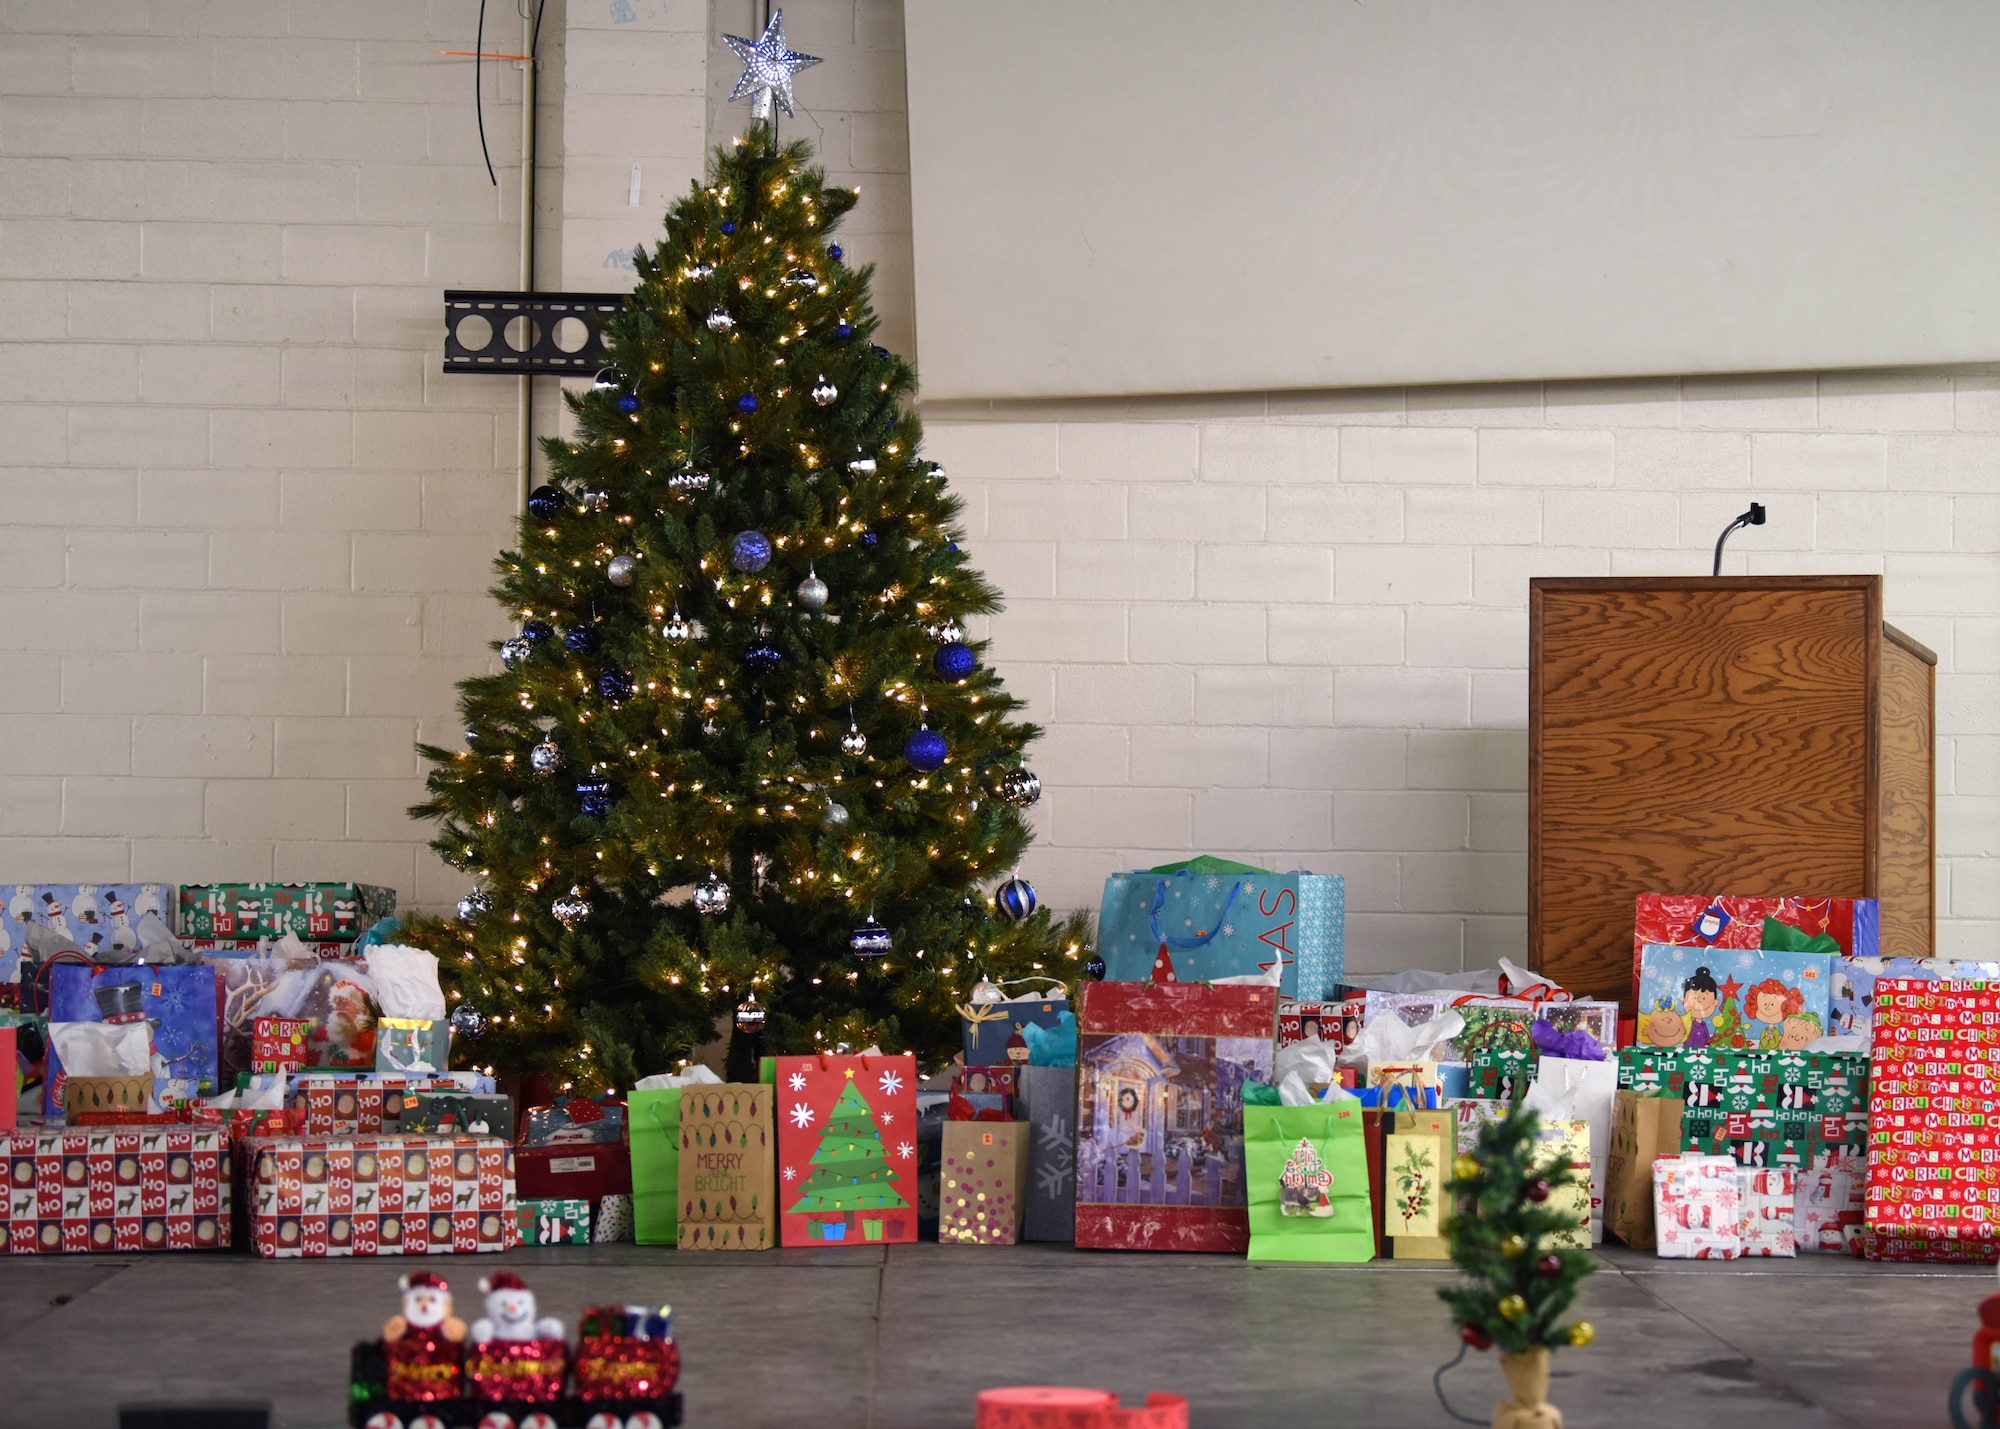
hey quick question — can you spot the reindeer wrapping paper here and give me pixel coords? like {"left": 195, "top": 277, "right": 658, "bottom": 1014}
{"left": 242, "top": 1132, "right": 518, "bottom": 1258}
{"left": 0, "top": 1125, "right": 231, "bottom": 1254}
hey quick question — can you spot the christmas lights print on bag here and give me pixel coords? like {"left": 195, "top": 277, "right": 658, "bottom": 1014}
{"left": 1096, "top": 858, "right": 1344, "bottom": 999}
{"left": 775, "top": 1053, "right": 917, "bottom": 1247}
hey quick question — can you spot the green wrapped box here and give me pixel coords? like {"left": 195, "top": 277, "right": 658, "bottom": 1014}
{"left": 179, "top": 882, "right": 396, "bottom": 941}
{"left": 517, "top": 1197, "right": 591, "bottom": 1245}
{"left": 1468, "top": 1048, "right": 1536, "bottom": 1100}
{"left": 1614, "top": 1046, "right": 1867, "bottom": 1168}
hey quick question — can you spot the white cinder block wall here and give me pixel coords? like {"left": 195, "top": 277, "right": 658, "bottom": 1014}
{"left": 3, "top": 1, "right": 1994, "bottom": 974}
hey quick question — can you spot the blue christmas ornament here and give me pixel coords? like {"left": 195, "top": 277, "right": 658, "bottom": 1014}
{"left": 1086, "top": 955, "right": 1107, "bottom": 981}
{"left": 744, "top": 637, "right": 783, "bottom": 674}
{"left": 616, "top": 392, "right": 639, "bottom": 414}
{"left": 947, "top": 541, "right": 959, "bottom": 553}
{"left": 995, "top": 877, "right": 1037, "bottom": 923}
{"left": 737, "top": 392, "right": 758, "bottom": 413}
{"left": 521, "top": 619, "right": 552, "bottom": 645}
{"left": 836, "top": 322, "right": 853, "bottom": 339}
{"left": 721, "top": 220, "right": 736, "bottom": 234}
{"left": 563, "top": 623, "right": 599, "bottom": 654}
{"left": 871, "top": 345, "right": 889, "bottom": 360}
{"left": 860, "top": 530, "right": 879, "bottom": 549}
{"left": 526, "top": 485, "right": 563, "bottom": 520}
{"left": 731, "top": 530, "right": 772, "bottom": 573}
{"left": 905, "top": 727, "right": 948, "bottom": 772}
{"left": 577, "top": 778, "right": 614, "bottom": 820}
{"left": 598, "top": 666, "right": 634, "bottom": 701}
{"left": 828, "top": 244, "right": 843, "bottom": 261}
{"left": 933, "top": 641, "right": 975, "bottom": 682}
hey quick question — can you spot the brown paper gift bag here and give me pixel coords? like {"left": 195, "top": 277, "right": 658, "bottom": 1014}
{"left": 939, "top": 1121, "right": 1029, "bottom": 1244}
{"left": 1606, "top": 1089, "right": 1683, "bottom": 1251}
{"left": 677, "top": 1084, "right": 776, "bottom": 1250}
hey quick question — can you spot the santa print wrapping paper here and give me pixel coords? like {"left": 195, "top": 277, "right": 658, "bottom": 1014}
{"left": 1795, "top": 1150, "right": 1864, "bottom": 1254}
{"left": 1863, "top": 979, "right": 2000, "bottom": 1259}
{"left": 775, "top": 1053, "right": 918, "bottom": 1247}
{"left": 2, "top": 1125, "right": 230, "bottom": 1254}
{"left": 1074, "top": 981, "right": 1275, "bottom": 1253}
{"left": 1653, "top": 1151, "right": 1742, "bottom": 1259}
{"left": 1736, "top": 1166, "right": 1797, "bottom": 1257}
{"left": 294, "top": 1076, "right": 470, "bottom": 1136}
{"left": 243, "top": 1132, "right": 517, "bottom": 1258}
{"left": 1632, "top": 894, "right": 1876, "bottom": 1003}
{"left": 1615, "top": 1046, "right": 1868, "bottom": 1169}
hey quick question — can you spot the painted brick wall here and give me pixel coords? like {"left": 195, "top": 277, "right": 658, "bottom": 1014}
{"left": 0, "top": 0, "right": 572, "bottom": 908}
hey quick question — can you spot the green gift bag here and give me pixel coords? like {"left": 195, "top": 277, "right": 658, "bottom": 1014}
{"left": 630, "top": 1087, "right": 682, "bottom": 1245}
{"left": 1244, "top": 1101, "right": 1375, "bottom": 1263}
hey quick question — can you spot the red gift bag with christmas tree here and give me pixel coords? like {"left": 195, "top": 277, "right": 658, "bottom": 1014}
{"left": 774, "top": 1052, "right": 918, "bottom": 1247}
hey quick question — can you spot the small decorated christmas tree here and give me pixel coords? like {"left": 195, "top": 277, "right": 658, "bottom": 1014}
{"left": 1440, "top": 1104, "right": 1595, "bottom": 1429}
{"left": 789, "top": 1076, "right": 909, "bottom": 1219}
{"left": 1279, "top": 1137, "right": 1333, "bottom": 1218}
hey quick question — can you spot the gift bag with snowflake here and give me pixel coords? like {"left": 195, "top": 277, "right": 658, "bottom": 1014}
{"left": 775, "top": 1053, "right": 918, "bottom": 1247}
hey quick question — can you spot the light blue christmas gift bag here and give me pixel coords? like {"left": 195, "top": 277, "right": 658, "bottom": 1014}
{"left": 1096, "top": 857, "right": 1344, "bottom": 998}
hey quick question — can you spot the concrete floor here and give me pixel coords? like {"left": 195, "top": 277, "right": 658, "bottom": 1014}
{"left": 0, "top": 1243, "right": 1986, "bottom": 1428}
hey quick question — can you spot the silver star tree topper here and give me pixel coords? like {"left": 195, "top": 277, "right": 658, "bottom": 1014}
{"left": 724, "top": 9, "right": 821, "bottom": 121}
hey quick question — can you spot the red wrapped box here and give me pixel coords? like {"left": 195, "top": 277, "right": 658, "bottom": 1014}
{"left": 242, "top": 1132, "right": 518, "bottom": 1258}
{"left": 253, "top": 1016, "right": 309, "bottom": 1075}
{"left": 1075, "top": 981, "right": 1276, "bottom": 1253}
{"left": 1276, "top": 995, "right": 1365, "bottom": 1051}
{"left": 294, "top": 1076, "right": 466, "bottom": 1136}
{"left": 1, "top": 1125, "right": 231, "bottom": 1254}
{"left": 1863, "top": 978, "right": 2000, "bottom": 1261}
{"left": 515, "top": 1140, "right": 632, "bottom": 1201}
{"left": 1632, "top": 893, "right": 1877, "bottom": 999}
{"left": 776, "top": 1052, "right": 919, "bottom": 1247}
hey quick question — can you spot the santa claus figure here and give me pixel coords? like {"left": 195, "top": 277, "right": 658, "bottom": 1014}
{"left": 382, "top": 1271, "right": 467, "bottom": 1405}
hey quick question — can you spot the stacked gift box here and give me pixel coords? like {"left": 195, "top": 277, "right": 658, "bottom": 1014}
{"left": 1615, "top": 1046, "right": 1868, "bottom": 1168}
{"left": 241, "top": 1131, "right": 517, "bottom": 1258}
{"left": 2, "top": 1124, "right": 232, "bottom": 1255}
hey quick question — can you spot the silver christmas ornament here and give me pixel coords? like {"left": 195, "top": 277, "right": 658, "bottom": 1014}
{"left": 812, "top": 376, "right": 838, "bottom": 406}
{"left": 821, "top": 800, "right": 849, "bottom": 830}
{"left": 662, "top": 612, "right": 693, "bottom": 642}
{"left": 734, "top": 993, "right": 766, "bottom": 1035}
{"left": 722, "top": 8, "right": 821, "bottom": 120}
{"left": 847, "top": 449, "right": 877, "bottom": 475}
{"left": 456, "top": 889, "right": 492, "bottom": 923}
{"left": 500, "top": 637, "right": 532, "bottom": 669}
{"left": 785, "top": 268, "right": 818, "bottom": 289}
{"left": 583, "top": 489, "right": 610, "bottom": 512}
{"left": 795, "top": 569, "right": 828, "bottom": 610}
{"left": 530, "top": 739, "right": 564, "bottom": 776}
{"left": 999, "top": 767, "right": 1042, "bottom": 808}
{"left": 706, "top": 308, "right": 735, "bottom": 333}
{"left": 840, "top": 723, "right": 868, "bottom": 756}
{"left": 926, "top": 461, "right": 947, "bottom": 482}
{"left": 926, "top": 619, "right": 964, "bottom": 644}
{"left": 689, "top": 261, "right": 714, "bottom": 280}
{"left": 669, "top": 468, "right": 712, "bottom": 494}
{"left": 692, "top": 871, "right": 732, "bottom": 916}
{"left": 606, "top": 554, "right": 638, "bottom": 587}
{"left": 849, "top": 918, "right": 893, "bottom": 960}
{"left": 448, "top": 1003, "right": 488, "bottom": 1039}
{"left": 589, "top": 370, "right": 619, "bottom": 395}
{"left": 551, "top": 887, "right": 591, "bottom": 930}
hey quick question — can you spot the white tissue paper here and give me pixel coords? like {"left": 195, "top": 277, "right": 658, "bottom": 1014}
{"left": 51, "top": 1021, "right": 151, "bottom": 1078}
{"left": 1340, "top": 1006, "right": 1466, "bottom": 1071}
{"left": 632, "top": 1065, "right": 724, "bottom": 1091}
{"left": 367, "top": 944, "right": 447, "bottom": 1021}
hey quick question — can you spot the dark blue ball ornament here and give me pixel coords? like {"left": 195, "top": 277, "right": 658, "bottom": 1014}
{"left": 744, "top": 638, "right": 783, "bottom": 674}
{"left": 836, "top": 322, "right": 853, "bottom": 339}
{"left": 933, "top": 641, "right": 976, "bottom": 682}
{"left": 737, "top": 392, "right": 758, "bottom": 413}
{"left": 871, "top": 345, "right": 889, "bottom": 361}
{"left": 1086, "top": 955, "right": 1107, "bottom": 981}
{"left": 563, "top": 623, "right": 599, "bottom": 654}
{"left": 598, "top": 666, "right": 633, "bottom": 701}
{"left": 577, "top": 777, "right": 614, "bottom": 820}
{"left": 905, "top": 727, "right": 948, "bottom": 772}
{"left": 731, "top": 530, "right": 772, "bottom": 573}
{"left": 617, "top": 392, "right": 639, "bottom": 414}
{"left": 995, "top": 877, "right": 1037, "bottom": 922}
{"left": 828, "top": 244, "right": 843, "bottom": 261}
{"left": 521, "top": 619, "right": 552, "bottom": 645}
{"left": 860, "top": 530, "right": 879, "bottom": 549}
{"left": 526, "top": 485, "right": 563, "bottom": 520}
{"left": 721, "top": 220, "right": 736, "bottom": 234}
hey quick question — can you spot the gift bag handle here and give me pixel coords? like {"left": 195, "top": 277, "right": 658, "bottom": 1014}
{"left": 1146, "top": 872, "right": 1248, "bottom": 951}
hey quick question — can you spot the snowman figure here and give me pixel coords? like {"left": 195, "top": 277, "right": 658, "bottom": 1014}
{"left": 470, "top": 1272, "right": 564, "bottom": 1344}
{"left": 102, "top": 892, "right": 137, "bottom": 956}
{"left": 133, "top": 885, "right": 166, "bottom": 924}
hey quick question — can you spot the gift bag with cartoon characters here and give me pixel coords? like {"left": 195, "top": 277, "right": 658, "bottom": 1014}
{"left": 773, "top": 1053, "right": 918, "bottom": 1247}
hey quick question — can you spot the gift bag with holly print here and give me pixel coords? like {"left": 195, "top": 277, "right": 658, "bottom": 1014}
{"left": 775, "top": 1052, "right": 918, "bottom": 1247}
{"left": 1243, "top": 1101, "right": 1374, "bottom": 1263}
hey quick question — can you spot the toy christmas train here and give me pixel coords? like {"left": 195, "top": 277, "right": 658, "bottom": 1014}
{"left": 348, "top": 1272, "right": 682, "bottom": 1429}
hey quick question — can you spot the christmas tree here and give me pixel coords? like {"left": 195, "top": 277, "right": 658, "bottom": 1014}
{"left": 406, "top": 78, "right": 1085, "bottom": 1089}
{"left": 1440, "top": 1105, "right": 1595, "bottom": 1359}
{"left": 789, "top": 1074, "right": 908, "bottom": 1218}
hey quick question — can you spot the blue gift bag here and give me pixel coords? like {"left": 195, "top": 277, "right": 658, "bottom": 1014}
{"left": 1097, "top": 858, "right": 1344, "bottom": 998}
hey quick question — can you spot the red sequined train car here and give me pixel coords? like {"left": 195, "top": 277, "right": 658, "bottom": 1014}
{"left": 347, "top": 1272, "right": 681, "bottom": 1429}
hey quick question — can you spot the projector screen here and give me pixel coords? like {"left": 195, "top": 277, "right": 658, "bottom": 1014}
{"left": 904, "top": 1, "right": 2000, "bottom": 401}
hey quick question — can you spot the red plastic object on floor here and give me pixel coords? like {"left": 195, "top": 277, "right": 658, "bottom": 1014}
{"left": 974, "top": 1386, "right": 1189, "bottom": 1429}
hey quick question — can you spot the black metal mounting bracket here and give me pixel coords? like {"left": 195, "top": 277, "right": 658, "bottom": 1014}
{"left": 441, "top": 290, "right": 625, "bottom": 375}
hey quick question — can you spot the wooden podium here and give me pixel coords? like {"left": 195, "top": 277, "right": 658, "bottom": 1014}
{"left": 1529, "top": 575, "right": 1935, "bottom": 1007}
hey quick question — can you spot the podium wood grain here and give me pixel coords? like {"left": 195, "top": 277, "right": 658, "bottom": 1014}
{"left": 1529, "top": 576, "right": 1934, "bottom": 1006}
